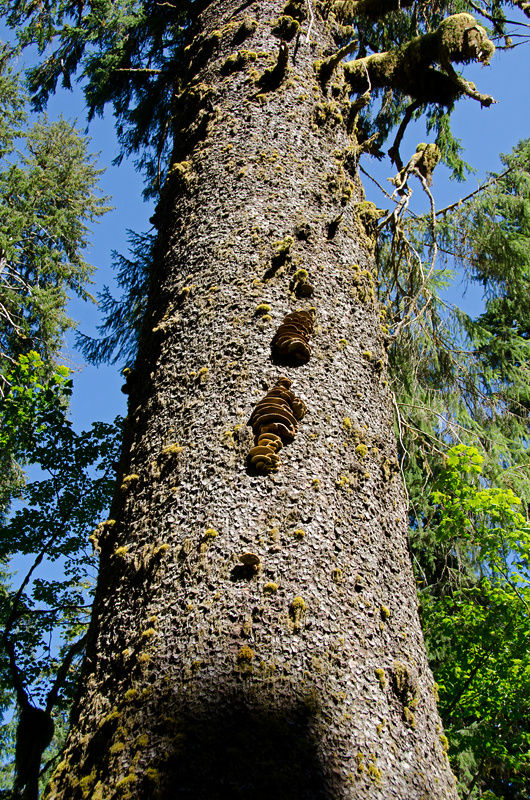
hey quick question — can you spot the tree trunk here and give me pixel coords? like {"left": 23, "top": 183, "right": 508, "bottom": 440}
{"left": 47, "top": 2, "right": 458, "bottom": 797}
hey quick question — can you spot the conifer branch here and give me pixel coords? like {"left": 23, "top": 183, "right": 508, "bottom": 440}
{"left": 436, "top": 167, "right": 512, "bottom": 216}
{"left": 114, "top": 68, "right": 162, "bottom": 74}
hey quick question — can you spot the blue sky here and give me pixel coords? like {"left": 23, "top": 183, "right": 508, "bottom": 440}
{"left": 14, "top": 16, "right": 529, "bottom": 433}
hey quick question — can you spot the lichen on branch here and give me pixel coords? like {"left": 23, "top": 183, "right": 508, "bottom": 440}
{"left": 343, "top": 13, "right": 495, "bottom": 107}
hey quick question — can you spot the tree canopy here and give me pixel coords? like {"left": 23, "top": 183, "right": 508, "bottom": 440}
{"left": 1, "top": 0, "right": 525, "bottom": 184}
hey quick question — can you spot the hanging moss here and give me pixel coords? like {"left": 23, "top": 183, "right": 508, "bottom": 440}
{"left": 375, "top": 668, "right": 387, "bottom": 689}
{"left": 314, "top": 101, "right": 344, "bottom": 127}
{"left": 272, "top": 236, "right": 293, "bottom": 263}
{"left": 355, "top": 443, "right": 368, "bottom": 458}
{"left": 331, "top": 568, "right": 343, "bottom": 585}
{"left": 289, "top": 596, "right": 307, "bottom": 632}
{"left": 237, "top": 645, "right": 255, "bottom": 663}
{"left": 255, "top": 303, "right": 272, "bottom": 316}
{"left": 167, "top": 160, "right": 193, "bottom": 192}
{"left": 257, "top": 42, "right": 290, "bottom": 91}
{"left": 403, "top": 706, "right": 416, "bottom": 728}
{"left": 232, "top": 17, "right": 258, "bottom": 46}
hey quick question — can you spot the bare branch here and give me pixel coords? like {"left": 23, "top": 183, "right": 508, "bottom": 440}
{"left": 46, "top": 635, "right": 87, "bottom": 712}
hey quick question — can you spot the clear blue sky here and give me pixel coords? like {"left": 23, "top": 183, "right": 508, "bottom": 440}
{"left": 25, "top": 19, "right": 530, "bottom": 433}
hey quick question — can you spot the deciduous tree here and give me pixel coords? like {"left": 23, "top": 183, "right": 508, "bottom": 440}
{"left": 0, "top": 353, "right": 121, "bottom": 800}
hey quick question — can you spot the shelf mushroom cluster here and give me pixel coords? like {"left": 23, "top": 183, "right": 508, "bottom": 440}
{"left": 271, "top": 309, "right": 315, "bottom": 366}
{"left": 247, "top": 377, "right": 307, "bottom": 473}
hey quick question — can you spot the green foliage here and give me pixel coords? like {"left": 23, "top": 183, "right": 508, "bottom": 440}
{"left": 0, "top": 351, "right": 70, "bottom": 460}
{"left": 0, "top": 59, "right": 110, "bottom": 384}
{"left": 0, "top": 0, "right": 199, "bottom": 194}
{"left": 381, "top": 138, "right": 530, "bottom": 527}
{"left": 0, "top": 351, "right": 69, "bottom": 512}
{"left": 0, "top": 353, "right": 121, "bottom": 790}
{"left": 421, "top": 445, "right": 530, "bottom": 799}
{"left": 0, "top": 713, "right": 15, "bottom": 795}
{"left": 77, "top": 230, "right": 153, "bottom": 367}
{"left": 378, "top": 138, "right": 530, "bottom": 796}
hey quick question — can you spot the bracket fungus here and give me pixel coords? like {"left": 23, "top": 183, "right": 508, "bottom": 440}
{"left": 247, "top": 431, "right": 283, "bottom": 473}
{"left": 271, "top": 309, "right": 315, "bottom": 366}
{"left": 239, "top": 552, "right": 261, "bottom": 573}
{"left": 247, "top": 377, "right": 307, "bottom": 473}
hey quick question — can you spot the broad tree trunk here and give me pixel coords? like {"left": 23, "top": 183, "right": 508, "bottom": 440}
{"left": 47, "top": 2, "right": 458, "bottom": 797}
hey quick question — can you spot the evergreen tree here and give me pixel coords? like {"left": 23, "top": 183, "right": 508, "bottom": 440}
{"left": 2, "top": 1, "right": 527, "bottom": 797}
{"left": 0, "top": 54, "right": 110, "bottom": 383}
{"left": 0, "top": 50, "right": 114, "bottom": 799}
{"left": 0, "top": 52, "right": 110, "bottom": 506}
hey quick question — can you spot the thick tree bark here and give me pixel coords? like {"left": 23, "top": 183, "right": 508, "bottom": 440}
{"left": 47, "top": 2, "right": 458, "bottom": 797}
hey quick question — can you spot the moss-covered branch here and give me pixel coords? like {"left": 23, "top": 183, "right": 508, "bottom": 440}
{"left": 344, "top": 13, "right": 495, "bottom": 107}
{"left": 315, "top": 39, "right": 358, "bottom": 83}
{"left": 332, "top": 0, "right": 415, "bottom": 21}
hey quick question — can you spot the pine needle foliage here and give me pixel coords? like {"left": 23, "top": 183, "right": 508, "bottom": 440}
{"left": 0, "top": 55, "right": 110, "bottom": 393}
{"left": 1, "top": 0, "right": 516, "bottom": 186}
{"left": 378, "top": 138, "right": 530, "bottom": 526}
{"left": 76, "top": 230, "right": 153, "bottom": 367}
{"left": 0, "top": 0, "right": 208, "bottom": 195}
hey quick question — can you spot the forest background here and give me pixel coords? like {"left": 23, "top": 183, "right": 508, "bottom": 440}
{"left": 0, "top": 3, "right": 529, "bottom": 798}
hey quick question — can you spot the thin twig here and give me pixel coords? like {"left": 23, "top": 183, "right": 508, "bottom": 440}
{"left": 305, "top": 0, "right": 315, "bottom": 42}
{"left": 114, "top": 68, "right": 162, "bottom": 74}
{"left": 358, "top": 164, "right": 395, "bottom": 203}
{"left": 468, "top": 0, "right": 530, "bottom": 27}
{"left": 436, "top": 166, "right": 512, "bottom": 216}
{"left": 391, "top": 390, "right": 410, "bottom": 508}
{"left": 46, "top": 635, "right": 87, "bottom": 712}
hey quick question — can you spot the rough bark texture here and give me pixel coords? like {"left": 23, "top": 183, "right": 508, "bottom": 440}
{"left": 47, "top": 2, "right": 458, "bottom": 798}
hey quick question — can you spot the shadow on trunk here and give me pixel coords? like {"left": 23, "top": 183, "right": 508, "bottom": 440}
{"left": 154, "top": 699, "right": 333, "bottom": 800}
{"left": 74, "top": 685, "right": 335, "bottom": 800}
